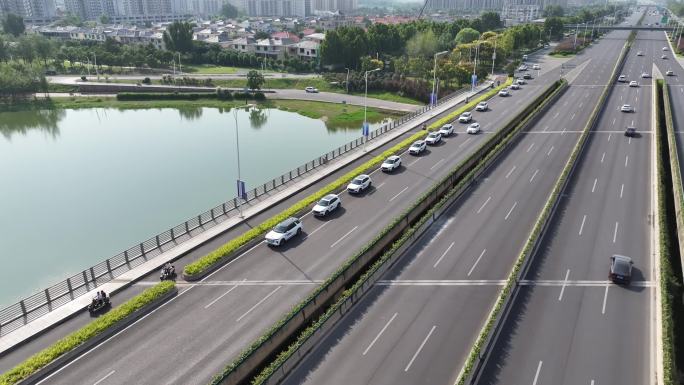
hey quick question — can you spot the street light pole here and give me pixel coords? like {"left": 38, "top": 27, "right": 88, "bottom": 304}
{"left": 491, "top": 37, "right": 497, "bottom": 76}
{"left": 573, "top": 23, "right": 579, "bottom": 50}
{"left": 233, "top": 108, "right": 244, "bottom": 218}
{"left": 432, "top": 50, "right": 449, "bottom": 106}
{"left": 472, "top": 43, "right": 480, "bottom": 93}
{"left": 93, "top": 53, "right": 98, "bottom": 80}
{"left": 363, "top": 68, "right": 381, "bottom": 152}
{"left": 345, "top": 67, "right": 350, "bottom": 94}
{"left": 177, "top": 52, "right": 182, "bottom": 74}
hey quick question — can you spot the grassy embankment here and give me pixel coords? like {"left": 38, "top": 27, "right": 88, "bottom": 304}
{"left": 0, "top": 97, "right": 402, "bottom": 128}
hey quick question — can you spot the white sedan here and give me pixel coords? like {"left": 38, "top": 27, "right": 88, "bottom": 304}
{"left": 498, "top": 89, "right": 510, "bottom": 97}
{"left": 439, "top": 124, "right": 455, "bottom": 136}
{"left": 475, "top": 101, "right": 488, "bottom": 111}
{"left": 458, "top": 112, "right": 472, "bottom": 123}
{"left": 629, "top": 81, "right": 638, "bottom": 87}
{"left": 621, "top": 104, "right": 634, "bottom": 112}
{"left": 467, "top": 122, "right": 481, "bottom": 134}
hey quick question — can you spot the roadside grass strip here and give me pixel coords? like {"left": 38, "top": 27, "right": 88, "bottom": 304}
{"left": 183, "top": 78, "right": 513, "bottom": 278}
{"left": 0, "top": 281, "right": 175, "bottom": 385}
{"left": 454, "top": 41, "right": 631, "bottom": 385}
{"left": 659, "top": 79, "right": 682, "bottom": 385}
{"left": 227, "top": 79, "right": 564, "bottom": 385}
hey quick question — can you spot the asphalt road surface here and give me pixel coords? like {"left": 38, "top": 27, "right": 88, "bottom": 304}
{"left": 1, "top": 56, "right": 567, "bottom": 384}
{"left": 476, "top": 14, "right": 659, "bottom": 385}
{"left": 276, "top": 18, "right": 633, "bottom": 385}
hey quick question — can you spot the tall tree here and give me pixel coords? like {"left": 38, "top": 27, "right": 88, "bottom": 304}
{"left": 246, "top": 69, "right": 264, "bottom": 90}
{"left": 479, "top": 12, "right": 502, "bottom": 32}
{"left": 455, "top": 27, "right": 480, "bottom": 44}
{"left": 2, "top": 14, "right": 25, "bottom": 37}
{"left": 0, "top": 35, "right": 8, "bottom": 62}
{"left": 163, "top": 21, "right": 194, "bottom": 53}
{"left": 406, "top": 29, "right": 439, "bottom": 58}
{"left": 220, "top": 2, "right": 238, "bottom": 18}
{"left": 544, "top": 17, "right": 564, "bottom": 40}
{"left": 543, "top": 5, "right": 564, "bottom": 17}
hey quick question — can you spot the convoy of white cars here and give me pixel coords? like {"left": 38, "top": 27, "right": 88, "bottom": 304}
{"left": 267, "top": 56, "right": 539, "bottom": 247}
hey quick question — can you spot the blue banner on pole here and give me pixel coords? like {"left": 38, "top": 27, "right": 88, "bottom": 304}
{"left": 430, "top": 92, "right": 437, "bottom": 105}
{"left": 237, "top": 179, "right": 247, "bottom": 200}
{"left": 362, "top": 122, "right": 370, "bottom": 137}
{"left": 471, "top": 74, "right": 478, "bottom": 88}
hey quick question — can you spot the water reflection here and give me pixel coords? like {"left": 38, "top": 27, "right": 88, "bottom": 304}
{"left": 0, "top": 109, "right": 64, "bottom": 139}
{"left": 177, "top": 106, "right": 204, "bottom": 121}
{"left": 248, "top": 107, "right": 268, "bottom": 129}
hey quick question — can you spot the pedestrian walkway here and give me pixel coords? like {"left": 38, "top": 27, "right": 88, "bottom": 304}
{"left": 0, "top": 80, "right": 495, "bottom": 356}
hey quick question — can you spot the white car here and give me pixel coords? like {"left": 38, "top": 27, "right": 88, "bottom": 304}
{"left": 621, "top": 104, "right": 634, "bottom": 112}
{"left": 409, "top": 140, "right": 427, "bottom": 155}
{"left": 305, "top": 86, "right": 319, "bottom": 93}
{"left": 532, "top": 64, "right": 541, "bottom": 70}
{"left": 518, "top": 65, "right": 528, "bottom": 71}
{"left": 662, "top": 55, "right": 668, "bottom": 60}
{"left": 617, "top": 75, "right": 627, "bottom": 82}
{"left": 663, "top": 46, "right": 669, "bottom": 51}
{"left": 347, "top": 174, "right": 372, "bottom": 194}
{"left": 499, "top": 89, "right": 510, "bottom": 97}
{"left": 467, "top": 123, "right": 481, "bottom": 134}
{"left": 475, "top": 101, "right": 488, "bottom": 111}
{"left": 425, "top": 132, "right": 442, "bottom": 145}
{"left": 458, "top": 111, "right": 472, "bottom": 123}
{"left": 516, "top": 78, "right": 525, "bottom": 85}
{"left": 312, "top": 194, "right": 341, "bottom": 217}
{"left": 641, "top": 72, "right": 651, "bottom": 78}
{"left": 510, "top": 83, "right": 520, "bottom": 90}
{"left": 439, "top": 124, "right": 455, "bottom": 136}
{"left": 265, "top": 217, "right": 302, "bottom": 247}
{"left": 381, "top": 155, "right": 402, "bottom": 172}
{"left": 629, "top": 81, "right": 638, "bottom": 87}
{"left": 636, "top": 51, "right": 644, "bottom": 56}
{"left": 666, "top": 70, "right": 675, "bottom": 76}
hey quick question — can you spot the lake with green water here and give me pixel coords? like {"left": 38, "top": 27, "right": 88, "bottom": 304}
{"left": 0, "top": 106, "right": 385, "bottom": 308}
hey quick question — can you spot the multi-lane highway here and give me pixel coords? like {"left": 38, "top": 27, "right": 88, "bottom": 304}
{"left": 3, "top": 51, "right": 570, "bottom": 385}
{"left": 476, "top": 14, "right": 661, "bottom": 385}
{"left": 275, "top": 17, "right": 636, "bottom": 385}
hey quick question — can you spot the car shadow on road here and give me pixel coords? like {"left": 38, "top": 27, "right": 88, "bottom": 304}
{"left": 314, "top": 206, "right": 347, "bottom": 221}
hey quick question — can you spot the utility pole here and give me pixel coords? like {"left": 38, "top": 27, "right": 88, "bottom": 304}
{"left": 573, "top": 23, "right": 579, "bottom": 50}
{"left": 431, "top": 51, "right": 449, "bottom": 106}
{"left": 491, "top": 38, "right": 497, "bottom": 76}
{"left": 345, "top": 67, "right": 350, "bottom": 94}
{"left": 93, "top": 53, "right": 99, "bottom": 80}
{"left": 233, "top": 108, "right": 244, "bottom": 218}
{"left": 363, "top": 68, "right": 381, "bottom": 152}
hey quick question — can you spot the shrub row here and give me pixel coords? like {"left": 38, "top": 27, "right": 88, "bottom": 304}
{"left": 248, "top": 78, "right": 566, "bottom": 385}
{"left": 115, "top": 91, "right": 265, "bottom": 102}
{"left": 184, "top": 82, "right": 502, "bottom": 277}
{"left": 429, "top": 78, "right": 513, "bottom": 131}
{"left": 659, "top": 79, "right": 681, "bottom": 385}
{"left": 0, "top": 281, "right": 176, "bottom": 385}
{"left": 455, "top": 40, "right": 630, "bottom": 385}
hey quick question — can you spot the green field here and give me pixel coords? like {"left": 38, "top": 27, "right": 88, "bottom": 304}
{"left": 182, "top": 64, "right": 240, "bottom": 74}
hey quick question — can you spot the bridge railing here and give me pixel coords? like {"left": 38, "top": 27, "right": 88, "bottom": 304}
{"left": 0, "top": 86, "right": 472, "bottom": 338}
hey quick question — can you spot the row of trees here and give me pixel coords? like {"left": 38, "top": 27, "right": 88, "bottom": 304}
{"left": 0, "top": 62, "right": 47, "bottom": 99}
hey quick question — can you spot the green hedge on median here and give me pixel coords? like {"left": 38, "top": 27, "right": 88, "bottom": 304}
{"left": 248, "top": 77, "right": 565, "bottom": 385}
{"left": 0, "top": 281, "right": 175, "bottom": 385}
{"left": 184, "top": 81, "right": 507, "bottom": 277}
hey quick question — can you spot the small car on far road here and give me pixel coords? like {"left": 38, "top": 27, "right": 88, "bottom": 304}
{"left": 467, "top": 122, "right": 481, "bottom": 134}
{"left": 641, "top": 72, "right": 651, "bottom": 78}
{"left": 439, "top": 124, "right": 455, "bottom": 136}
{"left": 516, "top": 78, "right": 525, "bottom": 85}
{"left": 510, "top": 83, "right": 520, "bottom": 90}
{"left": 663, "top": 46, "right": 669, "bottom": 51}
{"left": 347, "top": 174, "right": 372, "bottom": 194}
{"left": 518, "top": 65, "right": 528, "bottom": 71}
{"left": 532, "top": 64, "right": 541, "bottom": 70}
{"left": 265, "top": 217, "right": 302, "bottom": 247}
{"left": 617, "top": 75, "right": 627, "bottom": 82}
{"left": 425, "top": 132, "right": 442, "bottom": 145}
{"left": 381, "top": 155, "right": 402, "bottom": 172}
{"left": 498, "top": 88, "right": 510, "bottom": 97}
{"left": 661, "top": 54, "right": 668, "bottom": 60}
{"left": 409, "top": 140, "right": 427, "bottom": 155}
{"left": 312, "top": 194, "right": 341, "bottom": 217}
{"left": 625, "top": 126, "right": 636, "bottom": 137}
{"left": 621, "top": 104, "right": 634, "bottom": 112}
{"left": 629, "top": 81, "right": 639, "bottom": 87}
{"left": 636, "top": 51, "right": 644, "bottom": 56}
{"left": 305, "top": 86, "right": 319, "bottom": 93}
{"left": 666, "top": 70, "right": 675, "bottom": 76}
{"left": 459, "top": 111, "right": 473, "bottom": 123}
{"left": 523, "top": 73, "right": 532, "bottom": 79}
{"left": 609, "top": 254, "right": 633, "bottom": 284}
{"left": 475, "top": 101, "right": 488, "bottom": 111}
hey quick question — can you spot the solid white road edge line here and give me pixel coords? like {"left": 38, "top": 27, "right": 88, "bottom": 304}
{"left": 362, "top": 312, "right": 398, "bottom": 356}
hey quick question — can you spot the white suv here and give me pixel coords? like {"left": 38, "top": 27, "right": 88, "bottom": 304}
{"left": 439, "top": 124, "right": 455, "bottom": 136}
{"left": 617, "top": 75, "right": 627, "bottom": 82}
{"left": 265, "top": 217, "right": 302, "bottom": 246}
{"left": 347, "top": 174, "right": 372, "bottom": 193}
{"left": 312, "top": 194, "right": 341, "bottom": 217}
{"left": 425, "top": 132, "right": 442, "bottom": 145}
{"left": 459, "top": 111, "right": 472, "bottom": 123}
{"left": 475, "top": 102, "right": 488, "bottom": 111}
{"left": 409, "top": 140, "right": 427, "bottom": 155}
{"left": 381, "top": 155, "right": 402, "bottom": 172}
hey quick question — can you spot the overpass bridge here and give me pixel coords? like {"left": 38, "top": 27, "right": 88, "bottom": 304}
{"left": 564, "top": 24, "right": 678, "bottom": 31}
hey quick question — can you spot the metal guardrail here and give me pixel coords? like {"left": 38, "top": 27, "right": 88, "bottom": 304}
{"left": 0, "top": 86, "right": 472, "bottom": 338}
